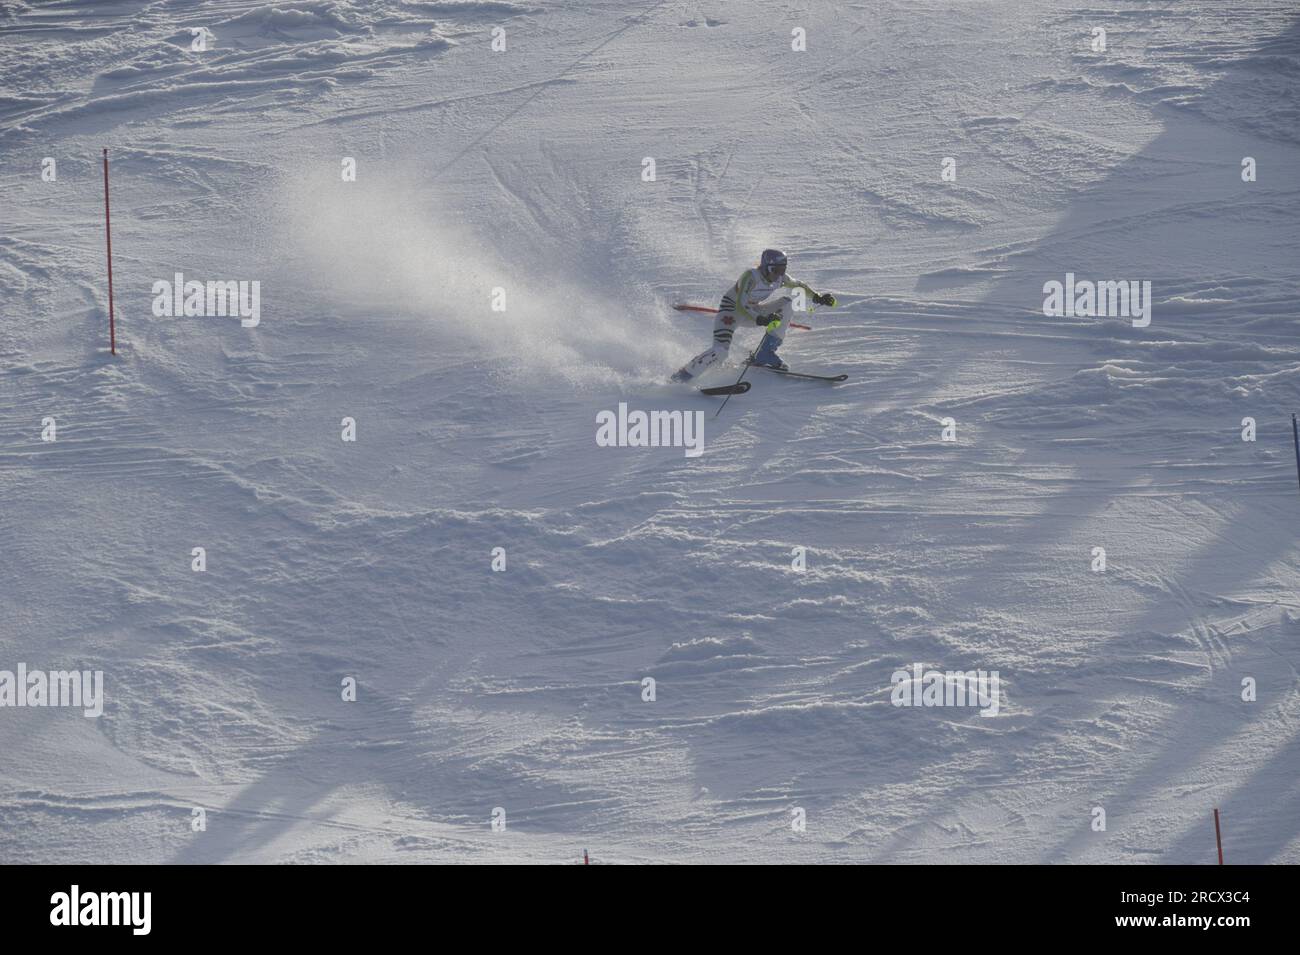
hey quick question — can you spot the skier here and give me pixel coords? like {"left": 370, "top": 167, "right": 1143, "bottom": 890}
{"left": 672, "top": 249, "right": 835, "bottom": 382}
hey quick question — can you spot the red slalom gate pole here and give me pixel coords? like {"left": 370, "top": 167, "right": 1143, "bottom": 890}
{"left": 1214, "top": 808, "right": 1224, "bottom": 864}
{"left": 102, "top": 147, "right": 116, "bottom": 355}
{"left": 672, "top": 303, "right": 812, "bottom": 330}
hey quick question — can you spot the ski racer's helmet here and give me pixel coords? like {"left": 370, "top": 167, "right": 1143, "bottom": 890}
{"left": 759, "top": 249, "right": 788, "bottom": 282}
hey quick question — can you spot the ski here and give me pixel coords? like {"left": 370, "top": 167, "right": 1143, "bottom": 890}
{"left": 699, "top": 381, "right": 751, "bottom": 396}
{"left": 746, "top": 362, "right": 847, "bottom": 383}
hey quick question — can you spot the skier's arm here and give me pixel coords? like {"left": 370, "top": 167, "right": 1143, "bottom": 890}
{"left": 748, "top": 277, "right": 833, "bottom": 318}
{"left": 782, "top": 276, "right": 816, "bottom": 297}
{"left": 783, "top": 276, "right": 836, "bottom": 307}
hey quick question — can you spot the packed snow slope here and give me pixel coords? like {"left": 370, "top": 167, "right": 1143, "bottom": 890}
{"left": 2, "top": 0, "right": 1299, "bottom": 864}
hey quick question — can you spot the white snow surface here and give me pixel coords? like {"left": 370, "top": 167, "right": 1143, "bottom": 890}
{"left": 2, "top": 0, "right": 1299, "bottom": 863}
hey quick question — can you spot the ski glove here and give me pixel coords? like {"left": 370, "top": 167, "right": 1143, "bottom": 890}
{"left": 755, "top": 312, "right": 781, "bottom": 326}
{"left": 812, "top": 292, "right": 836, "bottom": 307}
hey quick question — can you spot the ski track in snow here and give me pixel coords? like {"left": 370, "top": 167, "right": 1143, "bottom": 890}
{"left": 1, "top": 0, "right": 1299, "bottom": 863}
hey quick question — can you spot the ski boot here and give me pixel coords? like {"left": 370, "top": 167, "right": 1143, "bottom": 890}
{"left": 750, "top": 332, "right": 788, "bottom": 371}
